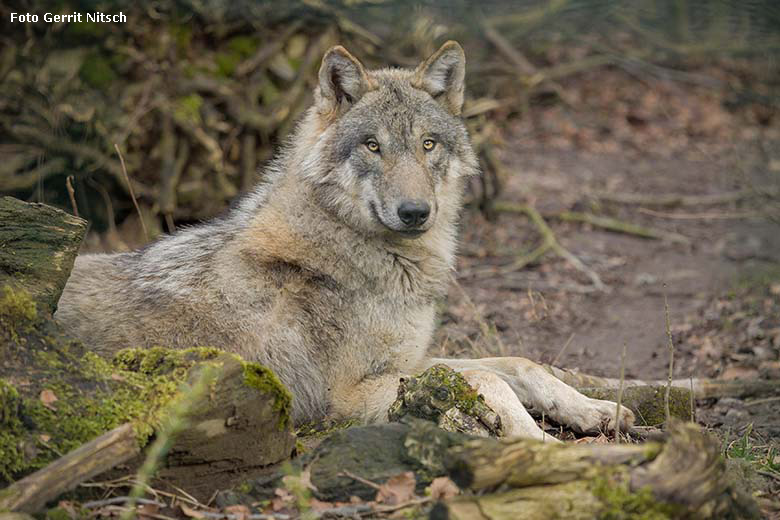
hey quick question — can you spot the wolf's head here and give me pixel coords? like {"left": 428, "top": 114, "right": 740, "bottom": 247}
{"left": 298, "top": 41, "right": 478, "bottom": 239}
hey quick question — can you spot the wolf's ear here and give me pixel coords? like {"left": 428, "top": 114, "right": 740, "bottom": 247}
{"left": 317, "top": 46, "right": 371, "bottom": 116}
{"left": 413, "top": 41, "right": 466, "bottom": 115}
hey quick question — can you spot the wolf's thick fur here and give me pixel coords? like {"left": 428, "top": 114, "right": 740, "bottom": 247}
{"left": 56, "top": 42, "right": 633, "bottom": 438}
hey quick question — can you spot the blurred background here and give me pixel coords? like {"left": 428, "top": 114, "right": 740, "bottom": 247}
{"left": 1, "top": 0, "right": 779, "bottom": 430}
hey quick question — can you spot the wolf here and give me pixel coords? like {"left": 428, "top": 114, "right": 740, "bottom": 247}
{"left": 56, "top": 41, "right": 634, "bottom": 440}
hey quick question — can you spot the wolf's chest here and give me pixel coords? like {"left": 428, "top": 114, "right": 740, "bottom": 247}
{"left": 334, "top": 294, "right": 435, "bottom": 374}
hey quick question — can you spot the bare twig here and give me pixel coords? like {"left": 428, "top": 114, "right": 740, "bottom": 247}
{"left": 65, "top": 175, "right": 79, "bottom": 218}
{"left": 551, "top": 333, "right": 576, "bottom": 367}
{"left": 82, "top": 497, "right": 166, "bottom": 509}
{"left": 663, "top": 287, "right": 675, "bottom": 427}
{"left": 114, "top": 143, "right": 149, "bottom": 241}
{"left": 616, "top": 342, "right": 627, "bottom": 444}
{"left": 745, "top": 396, "right": 780, "bottom": 407}
{"left": 338, "top": 470, "right": 382, "bottom": 490}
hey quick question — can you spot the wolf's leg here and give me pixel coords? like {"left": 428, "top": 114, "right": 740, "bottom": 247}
{"left": 428, "top": 357, "right": 634, "bottom": 434}
{"left": 461, "top": 369, "right": 558, "bottom": 442}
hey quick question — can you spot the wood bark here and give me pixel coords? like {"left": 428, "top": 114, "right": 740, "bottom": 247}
{"left": 0, "top": 196, "right": 87, "bottom": 313}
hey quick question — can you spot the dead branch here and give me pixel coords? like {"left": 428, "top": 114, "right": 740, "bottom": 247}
{"left": 587, "top": 187, "right": 779, "bottom": 207}
{"left": 0, "top": 424, "right": 140, "bottom": 513}
{"left": 493, "top": 201, "right": 608, "bottom": 291}
{"left": 552, "top": 210, "right": 691, "bottom": 244}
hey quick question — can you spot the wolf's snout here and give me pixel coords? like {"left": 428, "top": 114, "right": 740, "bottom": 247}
{"left": 397, "top": 200, "right": 430, "bottom": 227}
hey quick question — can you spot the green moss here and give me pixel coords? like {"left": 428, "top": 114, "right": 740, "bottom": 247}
{"left": 592, "top": 470, "right": 680, "bottom": 519}
{"left": 0, "top": 286, "right": 37, "bottom": 324}
{"left": 46, "top": 505, "right": 82, "bottom": 520}
{"left": 0, "top": 286, "right": 38, "bottom": 345}
{"left": 0, "top": 380, "right": 25, "bottom": 481}
{"left": 418, "top": 364, "right": 481, "bottom": 414}
{"left": 170, "top": 24, "right": 193, "bottom": 54}
{"left": 244, "top": 362, "right": 293, "bottom": 430}
{"left": 79, "top": 52, "right": 116, "bottom": 89}
{"left": 215, "top": 52, "right": 241, "bottom": 77}
{"left": 227, "top": 35, "right": 258, "bottom": 56}
{"left": 173, "top": 93, "right": 203, "bottom": 125}
{"left": 235, "top": 481, "right": 252, "bottom": 494}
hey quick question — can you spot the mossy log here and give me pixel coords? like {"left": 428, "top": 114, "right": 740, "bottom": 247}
{"left": 0, "top": 289, "right": 296, "bottom": 510}
{"left": 0, "top": 287, "right": 295, "bottom": 511}
{"left": 578, "top": 386, "right": 693, "bottom": 426}
{"left": 389, "top": 365, "right": 502, "bottom": 437}
{"left": 433, "top": 421, "right": 758, "bottom": 519}
{"left": 299, "top": 419, "right": 757, "bottom": 518}
{"left": 544, "top": 364, "right": 780, "bottom": 400}
{"left": 307, "top": 419, "right": 467, "bottom": 501}
{"left": 0, "top": 196, "right": 86, "bottom": 314}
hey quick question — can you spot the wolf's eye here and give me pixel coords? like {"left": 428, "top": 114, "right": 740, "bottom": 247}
{"left": 423, "top": 139, "right": 436, "bottom": 151}
{"left": 365, "top": 140, "right": 380, "bottom": 153}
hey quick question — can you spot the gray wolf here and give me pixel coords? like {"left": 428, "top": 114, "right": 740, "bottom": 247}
{"left": 56, "top": 41, "right": 634, "bottom": 439}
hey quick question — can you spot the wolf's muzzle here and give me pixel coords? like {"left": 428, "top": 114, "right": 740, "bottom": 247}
{"left": 397, "top": 200, "right": 430, "bottom": 228}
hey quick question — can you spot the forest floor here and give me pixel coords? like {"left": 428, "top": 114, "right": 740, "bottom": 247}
{"left": 435, "top": 65, "right": 780, "bottom": 513}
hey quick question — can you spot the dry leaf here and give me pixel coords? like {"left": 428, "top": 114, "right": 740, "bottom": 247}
{"left": 721, "top": 366, "right": 759, "bottom": 380}
{"left": 224, "top": 504, "right": 251, "bottom": 520}
{"left": 137, "top": 503, "right": 160, "bottom": 520}
{"left": 574, "top": 433, "right": 610, "bottom": 444}
{"left": 180, "top": 503, "right": 206, "bottom": 518}
{"left": 427, "top": 477, "right": 459, "bottom": 500}
{"left": 375, "top": 471, "right": 415, "bottom": 505}
{"left": 310, "top": 498, "right": 336, "bottom": 512}
{"left": 40, "top": 389, "right": 58, "bottom": 410}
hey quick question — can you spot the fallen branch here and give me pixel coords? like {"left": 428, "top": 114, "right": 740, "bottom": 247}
{"left": 552, "top": 210, "right": 691, "bottom": 244}
{"left": 0, "top": 424, "right": 140, "bottom": 513}
{"left": 587, "top": 187, "right": 778, "bottom": 207}
{"left": 493, "top": 201, "right": 608, "bottom": 291}
{"left": 541, "top": 364, "right": 780, "bottom": 400}
{"left": 434, "top": 421, "right": 759, "bottom": 519}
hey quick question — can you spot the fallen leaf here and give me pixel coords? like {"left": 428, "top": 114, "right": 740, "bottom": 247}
{"left": 310, "top": 498, "right": 336, "bottom": 512}
{"left": 721, "top": 366, "right": 759, "bottom": 380}
{"left": 39, "top": 434, "right": 51, "bottom": 443}
{"left": 375, "top": 471, "right": 415, "bottom": 505}
{"left": 224, "top": 504, "right": 250, "bottom": 520}
{"left": 137, "top": 503, "right": 160, "bottom": 520}
{"left": 40, "top": 389, "right": 58, "bottom": 410}
{"left": 180, "top": 504, "right": 206, "bottom": 518}
{"left": 427, "top": 477, "right": 459, "bottom": 500}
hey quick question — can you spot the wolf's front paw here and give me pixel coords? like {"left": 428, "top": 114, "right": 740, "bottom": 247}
{"left": 569, "top": 398, "right": 635, "bottom": 434}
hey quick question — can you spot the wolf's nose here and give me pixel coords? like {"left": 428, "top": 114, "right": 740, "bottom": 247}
{"left": 398, "top": 201, "right": 430, "bottom": 227}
